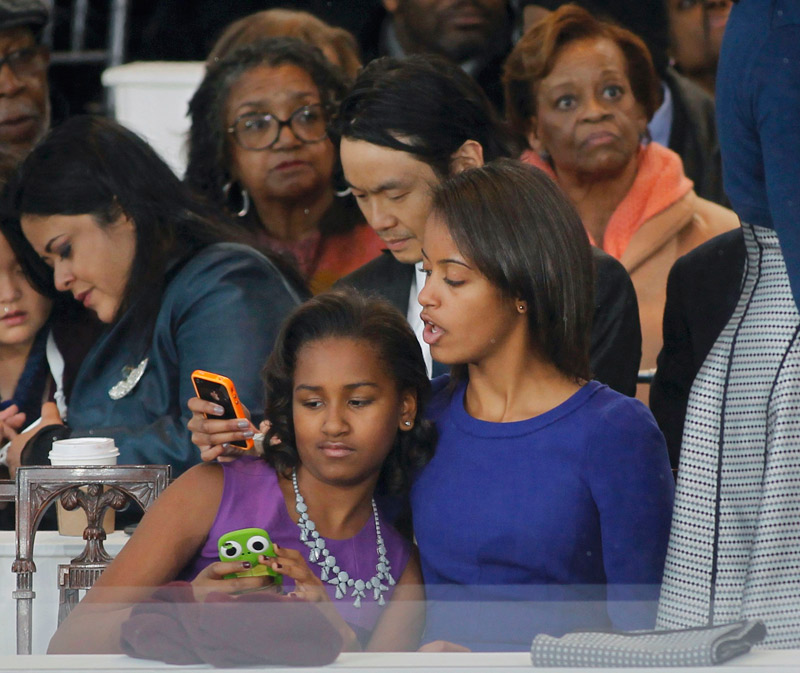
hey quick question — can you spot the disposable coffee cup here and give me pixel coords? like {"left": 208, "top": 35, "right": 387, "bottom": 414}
{"left": 49, "top": 438, "right": 120, "bottom": 536}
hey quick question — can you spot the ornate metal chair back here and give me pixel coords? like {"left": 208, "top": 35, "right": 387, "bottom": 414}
{"left": 12, "top": 464, "right": 170, "bottom": 654}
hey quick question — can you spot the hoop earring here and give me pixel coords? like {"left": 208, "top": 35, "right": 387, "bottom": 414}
{"left": 223, "top": 181, "right": 250, "bottom": 218}
{"left": 335, "top": 187, "right": 352, "bottom": 198}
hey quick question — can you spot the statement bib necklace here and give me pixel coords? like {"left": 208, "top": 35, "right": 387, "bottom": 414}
{"left": 292, "top": 468, "right": 395, "bottom": 608}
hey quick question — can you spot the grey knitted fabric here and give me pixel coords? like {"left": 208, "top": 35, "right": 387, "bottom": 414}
{"left": 530, "top": 620, "right": 766, "bottom": 667}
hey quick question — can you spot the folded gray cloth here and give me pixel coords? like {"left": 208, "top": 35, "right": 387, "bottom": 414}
{"left": 530, "top": 620, "right": 766, "bottom": 667}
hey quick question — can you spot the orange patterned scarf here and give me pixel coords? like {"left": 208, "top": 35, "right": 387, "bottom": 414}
{"left": 521, "top": 143, "right": 693, "bottom": 260}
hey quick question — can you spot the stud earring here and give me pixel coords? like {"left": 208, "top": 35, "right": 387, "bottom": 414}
{"left": 403, "top": 421, "right": 412, "bottom": 427}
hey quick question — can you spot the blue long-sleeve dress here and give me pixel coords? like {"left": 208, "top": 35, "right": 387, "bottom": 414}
{"left": 412, "top": 377, "right": 674, "bottom": 651}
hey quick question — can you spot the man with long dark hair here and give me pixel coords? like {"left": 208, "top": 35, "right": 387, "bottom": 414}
{"left": 335, "top": 55, "right": 643, "bottom": 396}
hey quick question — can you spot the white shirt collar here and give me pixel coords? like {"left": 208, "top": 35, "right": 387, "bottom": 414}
{"left": 407, "top": 263, "right": 433, "bottom": 378}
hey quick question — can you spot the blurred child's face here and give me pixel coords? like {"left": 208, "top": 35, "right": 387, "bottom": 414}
{"left": 292, "top": 336, "right": 416, "bottom": 488}
{"left": 0, "top": 233, "right": 51, "bottom": 348}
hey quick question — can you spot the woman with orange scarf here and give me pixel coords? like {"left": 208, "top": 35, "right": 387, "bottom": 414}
{"left": 505, "top": 5, "right": 737, "bottom": 399}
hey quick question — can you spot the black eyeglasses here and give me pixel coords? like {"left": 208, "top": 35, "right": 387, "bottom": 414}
{"left": 0, "top": 46, "right": 46, "bottom": 79}
{"left": 227, "top": 104, "right": 328, "bottom": 151}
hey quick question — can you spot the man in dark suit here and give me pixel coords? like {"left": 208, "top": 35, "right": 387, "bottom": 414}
{"left": 357, "top": 0, "right": 512, "bottom": 111}
{"left": 650, "top": 228, "right": 745, "bottom": 468}
{"left": 335, "top": 56, "right": 642, "bottom": 395}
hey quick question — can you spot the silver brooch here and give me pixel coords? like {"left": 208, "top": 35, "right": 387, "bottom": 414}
{"left": 108, "top": 358, "right": 149, "bottom": 400}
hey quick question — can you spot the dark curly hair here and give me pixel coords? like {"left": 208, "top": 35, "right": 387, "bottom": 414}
{"left": 262, "top": 289, "right": 436, "bottom": 495}
{"left": 185, "top": 36, "right": 349, "bottom": 229}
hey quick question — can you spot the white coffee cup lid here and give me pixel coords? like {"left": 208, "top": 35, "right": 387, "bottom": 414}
{"left": 49, "top": 437, "right": 118, "bottom": 457}
{"left": 52, "top": 437, "right": 114, "bottom": 447}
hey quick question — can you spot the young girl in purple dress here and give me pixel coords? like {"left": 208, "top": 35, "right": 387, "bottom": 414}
{"left": 49, "top": 290, "right": 436, "bottom": 654}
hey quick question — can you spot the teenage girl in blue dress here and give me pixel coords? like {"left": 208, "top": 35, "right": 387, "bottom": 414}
{"left": 413, "top": 159, "right": 674, "bottom": 651}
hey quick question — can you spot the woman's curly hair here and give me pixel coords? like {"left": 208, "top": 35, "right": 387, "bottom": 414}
{"left": 262, "top": 289, "right": 436, "bottom": 495}
{"left": 185, "top": 36, "right": 349, "bottom": 219}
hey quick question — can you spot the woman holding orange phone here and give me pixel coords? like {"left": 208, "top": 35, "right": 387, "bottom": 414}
{"left": 191, "top": 370, "right": 254, "bottom": 451}
{"left": 0, "top": 116, "right": 302, "bottom": 476}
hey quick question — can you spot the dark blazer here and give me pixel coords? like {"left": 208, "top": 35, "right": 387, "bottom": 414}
{"left": 664, "top": 67, "right": 727, "bottom": 207}
{"left": 337, "top": 250, "right": 414, "bottom": 315}
{"left": 338, "top": 247, "right": 642, "bottom": 396}
{"left": 650, "top": 228, "right": 745, "bottom": 469}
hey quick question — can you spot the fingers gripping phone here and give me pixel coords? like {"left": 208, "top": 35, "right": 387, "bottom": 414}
{"left": 0, "top": 417, "right": 42, "bottom": 466}
{"left": 191, "top": 370, "right": 254, "bottom": 450}
{"left": 218, "top": 528, "right": 282, "bottom": 583}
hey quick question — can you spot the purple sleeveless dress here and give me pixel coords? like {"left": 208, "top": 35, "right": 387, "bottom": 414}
{"left": 180, "top": 456, "right": 410, "bottom": 643}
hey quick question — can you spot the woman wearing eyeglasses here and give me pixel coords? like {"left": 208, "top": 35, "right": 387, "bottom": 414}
{"left": 187, "top": 37, "right": 383, "bottom": 294}
{"left": 0, "top": 29, "right": 50, "bottom": 163}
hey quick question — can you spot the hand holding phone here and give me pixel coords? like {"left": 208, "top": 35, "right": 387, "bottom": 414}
{"left": 218, "top": 528, "right": 282, "bottom": 583}
{"left": 191, "top": 370, "right": 254, "bottom": 450}
{"left": 0, "top": 417, "right": 42, "bottom": 466}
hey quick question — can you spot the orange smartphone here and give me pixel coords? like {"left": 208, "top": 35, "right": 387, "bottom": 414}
{"left": 191, "top": 370, "right": 254, "bottom": 450}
